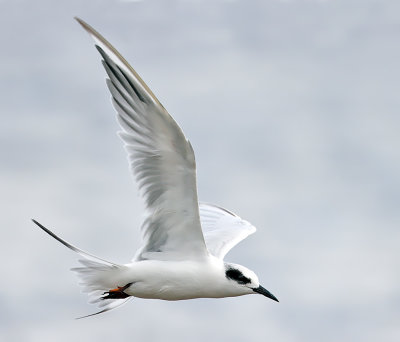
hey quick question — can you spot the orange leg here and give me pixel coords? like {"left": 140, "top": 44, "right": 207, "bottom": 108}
{"left": 102, "top": 282, "right": 132, "bottom": 300}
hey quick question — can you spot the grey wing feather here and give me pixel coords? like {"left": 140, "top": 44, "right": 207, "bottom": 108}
{"left": 76, "top": 18, "right": 208, "bottom": 261}
{"left": 199, "top": 203, "right": 257, "bottom": 260}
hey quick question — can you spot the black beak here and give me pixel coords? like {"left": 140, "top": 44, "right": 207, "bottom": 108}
{"left": 253, "top": 285, "right": 279, "bottom": 302}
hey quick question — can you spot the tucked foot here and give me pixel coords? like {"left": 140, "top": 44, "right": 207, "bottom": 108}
{"left": 102, "top": 282, "right": 133, "bottom": 300}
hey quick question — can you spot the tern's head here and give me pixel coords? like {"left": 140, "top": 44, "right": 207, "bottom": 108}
{"left": 224, "top": 263, "right": 279, "bottom": 302}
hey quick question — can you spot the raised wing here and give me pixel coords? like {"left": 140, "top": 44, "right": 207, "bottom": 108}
{"left": 199, "top": 203, "right": 256, "bottom": 260}
{"left": 76, "top": 18, "right": 208, "bottom": 261}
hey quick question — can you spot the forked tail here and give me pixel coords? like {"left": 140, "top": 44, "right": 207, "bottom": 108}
{"left": 32, "top": 219, "right": 132, "bottom": 318}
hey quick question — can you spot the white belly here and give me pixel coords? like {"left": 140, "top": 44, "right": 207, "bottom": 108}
{"left": 122, "top": 258, "right": 245, "bottom": 300}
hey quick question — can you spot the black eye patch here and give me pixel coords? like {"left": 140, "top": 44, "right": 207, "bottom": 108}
{"left": 225, "top": 268, "right": 251, "bottom": 285}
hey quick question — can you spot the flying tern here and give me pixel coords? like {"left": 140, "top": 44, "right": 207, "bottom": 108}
{"left": 33, "top": 18, "right": 278, "bottom": 318}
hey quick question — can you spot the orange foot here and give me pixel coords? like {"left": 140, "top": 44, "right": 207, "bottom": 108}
{"left": 102, "top": 282, "right": 133, "bottom": 300}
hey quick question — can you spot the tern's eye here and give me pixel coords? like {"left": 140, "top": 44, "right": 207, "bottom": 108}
{"left": 225, "top": 268, "right": 251, "bottom": 285}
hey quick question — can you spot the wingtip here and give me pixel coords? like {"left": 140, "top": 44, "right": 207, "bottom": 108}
{"left": 73, "top": 17, "right": 115, "bottom": 60}
{"left": 74, "top": 17, "right": 96, "bottom": 36}
{"left": 74, "top": 16, "right": 86, "bottom": 28}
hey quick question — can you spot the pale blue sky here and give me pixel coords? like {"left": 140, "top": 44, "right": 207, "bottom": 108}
{"left": 1, "top": 1, "right": 399, "bottom": 341}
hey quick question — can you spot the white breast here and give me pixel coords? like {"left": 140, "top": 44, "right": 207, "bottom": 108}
{"left": 123, "top": 258, "right": 248, "bottom": 300}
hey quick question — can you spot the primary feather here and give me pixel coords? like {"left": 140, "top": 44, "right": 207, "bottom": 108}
{"left": 75, "top": 18, "right": 208, "bottom": 262}
{"left": 199, "top": 203, "right": 256, "bottom": 259}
